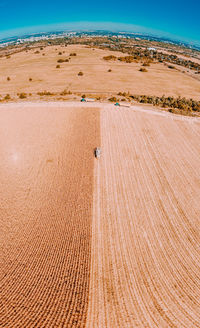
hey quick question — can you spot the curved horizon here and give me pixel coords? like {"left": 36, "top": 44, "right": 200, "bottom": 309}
{"left": 0, "top": 21, "right": 200, "bottom": 47}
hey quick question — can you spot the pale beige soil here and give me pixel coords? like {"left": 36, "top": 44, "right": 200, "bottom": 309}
{"left": 87, "top": 104, "right": 200, "bottom": 327}
{"left": 0, "top": 102, "right": 200, "bottom": 327}
{"left": 0, "top": 44, "right": 200, "bottom": 100}
{"left": 0, "top": 102, "right": 100, "bottom": 327}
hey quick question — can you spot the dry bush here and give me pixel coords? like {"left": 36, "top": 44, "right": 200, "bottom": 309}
{"left": 70, "top": 53, "right": 77, "bottom": 56}
{"left": 103, "top": 55, "right": 117, "bottom": 61}
{"left": 108, "top": 69, "right": 112, "bottom": 72}
{"left": 4, "top": 94, "right": 11, "bottom": 100}
{"left": 58, "top": 52, "right": 62, "bottom": 55}
{"left": 168, "top": 65, "right": 175, "bottom": 69}
{"left": 57, "top": 58, "right": 69, "bottom": 63}
{"left": 130, "top": 94, "right": 200, "bottom": 114}
{"left": 142, "top": 62, "right": 150, "bottom": 67}
{"left": 118, "top": 92, "right": 128, "bottom": 97}
{"left": 108, "top": 97, "right": 117, "bottom": 102}
{"left": 78, "top": 71, "right": 83, "bottom": 76}
{"left": 37, "top": 91, "right": 55, "bottom": 96}
{"left": 139, "top": 68, "right": 148, "bottom": 72}
{"left": 7, "top": 77, "right": 10, "bottom": 81}
{"left": 56, "top": 65, "right": 60, "bottom": 68}
{"left": 35, "top": 51, "right": 40, "bottom": 54}
{"left": 60, "top": 90, "right": 72, "bottom": 96}
{"left": 29, "top": 78, "right": 32, "bottom": 82}
{"left": 118, "top": 56, "right": 135, "bottom": 63}
{"left": 19, "top": 93, "right": 27, "bottom": 99}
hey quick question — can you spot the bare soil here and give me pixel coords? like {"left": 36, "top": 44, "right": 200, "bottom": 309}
{"left": 0, "top": 102, "right": 200, "bottom": 327}
{"left": 0, "top": 103, "right": 100, "bottom": 327}
{"left": 87, "top": 104, "right": 200, "bottom": 327}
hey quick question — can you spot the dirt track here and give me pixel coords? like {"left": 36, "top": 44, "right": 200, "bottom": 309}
{"left": 0, "top": 104, "right": 100, "bottom": 327}
{"left": 0, "top": 102, "right": 200, "bottom": 327}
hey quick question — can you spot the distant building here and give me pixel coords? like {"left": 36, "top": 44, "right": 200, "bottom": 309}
{"left": 148, "top": 47, "right": 157, "bottom": 51}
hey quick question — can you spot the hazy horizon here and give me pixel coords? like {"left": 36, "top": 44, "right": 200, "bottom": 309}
{"left": 0, "top": 21, "right": 200, "bottom": 47}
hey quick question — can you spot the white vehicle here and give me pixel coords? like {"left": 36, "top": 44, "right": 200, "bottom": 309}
{"left": 94, "top": 147, "right": 101, "bottom": 158}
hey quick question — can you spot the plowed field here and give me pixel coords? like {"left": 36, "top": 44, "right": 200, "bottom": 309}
{"left": 0, "top": 103, "right": 100, "bottom": 327}
{"left": 0, "top": 102, "right": 200, "bottom": 328}
{"left": 86, "top": 105, "right": 200, "bottom": 328}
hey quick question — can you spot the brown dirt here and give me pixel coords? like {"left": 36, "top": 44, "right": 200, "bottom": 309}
{"left": 1, "top": 101, "right": 200, "bottom": 327}
{"left": 0, "top": 103, "right": 100, "bottom": 327}
{"left": 86, "top": 105, "right": 200, "bottom": 327}
{"left": 0, "top": 44, "right": 200, "bottom": 100}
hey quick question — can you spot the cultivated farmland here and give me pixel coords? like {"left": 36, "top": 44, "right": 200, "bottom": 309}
{"left": 0, "top": 102, "right": 200, "bottom": 327}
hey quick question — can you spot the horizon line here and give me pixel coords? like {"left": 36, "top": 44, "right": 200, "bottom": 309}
{"left": 0, "top": 21, "right": 200, "bottom": 47}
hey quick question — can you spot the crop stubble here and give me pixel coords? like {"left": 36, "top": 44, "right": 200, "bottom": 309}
{"left": 0, "top": 104, "right": 100, "bottom": 327}
{"left": 86, "top": 106, "right": 200, "bottom": 327}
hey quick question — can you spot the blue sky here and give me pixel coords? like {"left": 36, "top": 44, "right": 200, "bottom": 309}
{"left": 0, "top": 0, "right": 200, "bottom": 45}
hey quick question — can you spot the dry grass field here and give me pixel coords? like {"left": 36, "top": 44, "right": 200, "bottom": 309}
{"left": 0, "top": 102, "right": 200, "bottom": 328}
{"left": 0, "top": 44, "right": 200, "bottom": 100}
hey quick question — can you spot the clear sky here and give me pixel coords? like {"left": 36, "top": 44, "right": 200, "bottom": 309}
{"left": 0, "top": 0, "right": 200, "bottom": 45}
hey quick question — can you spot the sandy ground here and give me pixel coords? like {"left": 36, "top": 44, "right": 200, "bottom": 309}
{"left": 0, "top": 102, "right": 200, "bottom": 327}
{"left": 0, "top": 103, "right": 100, "bottom": 327}
{"left": 86, "top": 104, "right": 200, "bottom": 327}
{"left": 0, "top": 45, "right": 200, "bottom": 100}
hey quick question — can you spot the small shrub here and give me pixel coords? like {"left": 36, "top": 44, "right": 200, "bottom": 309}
{"left": 40, "top": 47, "right": 43, "bottom": 50}
{"left": 118, "top": 56, "right": 135, "bottom": 63}
{"left": 37, "top": 91, "right": 54, "bottom": 96}
{"left": 29, "top": 78, "right": 32, "bottom": 82}
{"left": 108, "top": 69, "right": 112, "bottom": 72}
{"left": 118, "top": 92, "right": 127, "bottom": 97}
{"left": 60, "top": 89, "right": 72, "bottom": 96}
{"left": 139, "top": 68, "right": 148, "bottom": 72}
{"left": 108, "top": 97, "right": 117, "bottom": 102}
{"left": 19, "top": 93, "right": 27, "bottom": 99}
{"left": 57, "top": 58, "right": 69, "bottom": 63}
{"left": 7, "top": 77, "right": 10, "bottom": 81}
{"left": 78, "top": 71, "right": 83, "bottom": 76}
{"left": 70, "top": 53, "right": 77, "bottom": 56}
{"left": 56, "top": 65, "right": 60, "bottom": 68}
{"left": 4, "top": 94, "right": 11, "bottom": 100}
{"left": 142, "top": 62, "right": 150, "bottom": 67}
{"left": 103, "top": 55, "right": 117, "bottom": 61}
{"left": 58, "top": 52, "right": 62, "bottom": 55}
{"left": 35, "top": 51, "right": 40, "bottom": 54}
